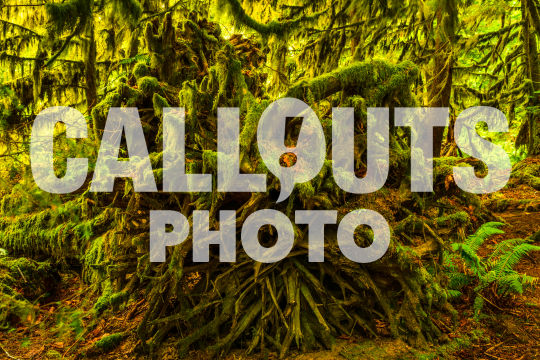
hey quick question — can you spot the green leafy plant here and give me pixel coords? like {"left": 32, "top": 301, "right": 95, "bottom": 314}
{"left": 444, "top": 222, "right": 540, "bottom": 319}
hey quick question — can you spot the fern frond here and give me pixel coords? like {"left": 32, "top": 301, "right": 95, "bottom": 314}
{"left": 452, "top": 243, "right": 485, "bottom": 276}
{"left": 465, "top": 222, "right": 505, "bottom": 252}
{"left": 488, "top": 238, "right": 528, "bottom": 262}
{"left": 447, "top": 289, "right": 462, "bottom": 299}
{"left": 496, "top": 273, "right": 524, "bottom": 294}
{"left": 448, "top": 271, "right": 472, "bottom": 290}
{"left": 493, "top": 243, "right": 540, "bottom": 275}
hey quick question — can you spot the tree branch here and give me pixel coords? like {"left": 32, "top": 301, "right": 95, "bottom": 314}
{"left": 136, "top": 0, "right": 186, "bottom": 28}
{"left": 223, "top": 0, "right": 324, "bottom": 37}
{"left": 286, "top": 60, "right": 418, "bottom": 102}
{"left": 0, "top": 19, "right": 42, "bottom": 37}
{"left": 45, "top": 20, "right": 84, "bottom": 67}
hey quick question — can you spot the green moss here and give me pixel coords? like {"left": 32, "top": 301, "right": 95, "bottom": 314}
{"left": 109, "top": 291, "right": 128, "bottom": 310}
{"left": 148, "top": 152, "right": 163, "bottom": 167}
{"left": 45, "top": 0, "right": 88, "bottom": 33}
{"left": 433, "top": 157, "right": 487, "bottom": 182}
{"left": 485, "top": 198, "right": 540, "bottom": 212}
{"left": 435, "top": 211, "right": 470, "bottom": 228}
{"left": 133, "top": 62, "right": 150, "bottom": 79}
{"left": 92, "top": 278, "right": 128, "bottom": 314}
{"left": 286, "top": 60, "right": 418, "bottom": 105}
{"left": 433, "top": 156, "right": 463, "bottom": 178}
{"left": 44, "top": 349, "right": 63, "bottom": 359}
{"left": 0, "top": 258, "right": 44, "bottom": 328}
{"left": 94, "top": 332, "right": 124, "bottom": 352}
{"left": 394, "top": 214, "right": 426, "bottom": 236}
{"left": 297, "top": 182, "right": 315, "bottom": 201}
{"left": 152, "top": 93, "right": 169, "bottom": 119}
{"left": 83, "top": 235, "right": 106, "bottom": 284}
{"left": 202, "top": 150, "right": 218, "bottom": 173}
{"left": 92, "top": 92, "right": 121, "bottom": 135}
{"left": 511, "top": 159, "right": 540, "bottom": 190}
{"left": 111, "top": 0, "right": 142, "bottom": 26}
{"left": 0, "top": 256, "right": 57, "bottom": 300}
{"left": 207, "top": 44, "right": 245, "bottom": 110}
{"left": 93, "top": 285, "right": 113, "bottom": 314}
{"left": 137, "top": 76, "right": 161, "bottom": 97}
{"left": 220, "top": 0, "right": 320, "bottom": 38}
{"left": 239, "top": 99, "right": 267, "bottom": 152}
{"left": 117, "top": 83, "right": 143, "bottom": 107}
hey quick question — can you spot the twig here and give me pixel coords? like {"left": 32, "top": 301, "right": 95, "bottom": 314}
{"left": 62, "top": 331, "right": 87, "bottom": 359}
{"left": 16, "top": 265, "right": 27, "bottom": 283}
{"left": 0, "top": 341, "right": 21, "bottom": 360}
{"left": 485, "top": 341, "right": 504, "bottom": 353}
{"left": 478, "top": 293, "right": 505, "bottom": 312}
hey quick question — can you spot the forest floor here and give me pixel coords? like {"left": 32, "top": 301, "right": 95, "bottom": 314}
{"left": 0, "top": 187, "right": 538, "bottom": 360}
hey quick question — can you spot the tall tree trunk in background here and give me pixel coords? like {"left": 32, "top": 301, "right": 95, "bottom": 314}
{"left": 85, "top": 5, "right": 98, "bottom": 113}
{"left": 523, "top": 0, "right": 540, "bottom": 156}
{"left": 428, "top": 0, "right": 457, "bottom": 157}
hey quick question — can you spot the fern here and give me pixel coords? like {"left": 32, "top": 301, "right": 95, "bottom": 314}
{"left": 443, "top": 222, "right": 540, "bottom": 318}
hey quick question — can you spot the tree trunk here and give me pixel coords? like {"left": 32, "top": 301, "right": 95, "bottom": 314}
{"left": 85, "top": 11, "right": 98, "bottom": 112}
{"left": 428, "top": 1, "right": 456, "bottom": 157}
{"left": 522, "top": 0, "right": 540, "bottom": 156}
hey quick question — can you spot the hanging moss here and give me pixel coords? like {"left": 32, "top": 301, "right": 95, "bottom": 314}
{"left": 207, "top": 43, "right": 246, "bottom": 110}
{"left": 202, "top": 150, "right": 218, "bottom": 173}
{"left": 92, "top": 92, "right": 121, "bottom": 137}
{"left": 111, "top": 0, "right": 142, "bottom": 26}
{"left": 83, "top": 235, "right": 106, "bottom": 283}
{"left": 45, "top": 0, "right": 89, "bottom": 34}
{"left": 239, "top": 99, "right": 267, "bottom": 152}
{"left": 152, "top": 93, "right": 169, "bottom": 119}
{"left": 219, "top": 0, "right": 322, "bottom": 38}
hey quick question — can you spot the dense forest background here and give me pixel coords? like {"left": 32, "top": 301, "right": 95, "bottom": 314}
{"left": 0, "top": 0, "right": 539, "bottom": 359}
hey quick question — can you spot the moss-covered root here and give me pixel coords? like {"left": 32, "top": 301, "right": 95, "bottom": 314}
{"left": 0, "top": 256, "right": 57, "bottom": 328}
{"left": 510, "top": 158, "right": 540, "bottom": 190}
{"left": 93, "top": 332, "right": 125, "bottom": 353}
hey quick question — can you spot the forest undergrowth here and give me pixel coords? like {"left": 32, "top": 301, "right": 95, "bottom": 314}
{"left": 0, "top": 183, "right": 538, "bottom": 360}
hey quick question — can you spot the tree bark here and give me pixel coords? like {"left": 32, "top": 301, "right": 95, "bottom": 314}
{"left": 85, "top": 8, "right": 98, "bottom": 112}
{"left": 428, "top": 3, "right": 456, "bottom": 158}
{"left": 523, "top": 0, "right": 540, "bottom": 156}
